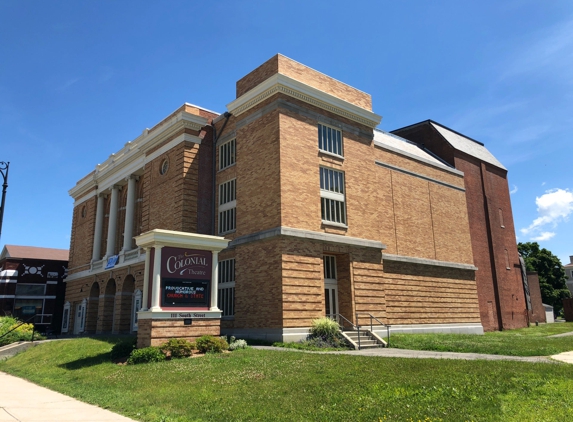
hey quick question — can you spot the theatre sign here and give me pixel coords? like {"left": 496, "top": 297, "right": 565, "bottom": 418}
{"left": 134, "top": 230, "right": 230, "bottom": 347}
{"left": 161, "top": 247, "right": 212, "bottom": 308}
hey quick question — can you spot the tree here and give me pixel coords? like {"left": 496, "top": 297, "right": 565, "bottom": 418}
{"left": 517, "top": 242, "right": 571, "bottom": 315}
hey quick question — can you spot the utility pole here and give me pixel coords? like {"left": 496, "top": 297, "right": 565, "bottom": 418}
{"left": 0, "top": 161, "right": 9, "bottom": 241}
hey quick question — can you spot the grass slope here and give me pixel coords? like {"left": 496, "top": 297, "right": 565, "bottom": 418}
{"left": 390, "top": 322, "right": 573, "bottom": 356}
{"left": 1, "top": 338, "right": 573, "bottom": 421}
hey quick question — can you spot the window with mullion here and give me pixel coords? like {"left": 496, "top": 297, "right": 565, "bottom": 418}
{"left": 219, "top": 139, "right": 236, "bottom": 170}
{"left": 218, "top": 258, "right": 235, "bottom": 317}
{"left": 218, "top": 179, "right": 236, "bottom": 234}
{"left": 320, "top": 167, "right": 346, "bottom": 225}
{"left": 318, "top": 124, "right": 343, "bottom": 157}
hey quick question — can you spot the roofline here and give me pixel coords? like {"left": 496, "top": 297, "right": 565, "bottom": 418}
{"left": 391, "top": 119, "right": 485, "bottom": 146}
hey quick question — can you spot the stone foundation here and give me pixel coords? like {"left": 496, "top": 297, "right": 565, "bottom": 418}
{"left": 137, "top": 318, "right": 222, "bottom": 348}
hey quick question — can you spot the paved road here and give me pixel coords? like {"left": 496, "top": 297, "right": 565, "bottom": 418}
{"left": 0, "top": 372, "right": 137, "bottom": 422}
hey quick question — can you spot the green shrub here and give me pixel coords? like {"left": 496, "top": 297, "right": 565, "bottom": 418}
{"left": 127, "top": 346, "right": 166, "bottom": 364}
{"left": 196, "top": 335, "right": 228, "bottom": 353}
{"left": 228, "top": 338, "right": 248, "bottom": 351}
{"left": 309, "top": 317, "right": 340, "bottom": 340}
{"left": 160, "top": 338, "right": 193, "bottom": 358}
{"left": 0, "top": 316, "right": 45, "bottom": 346}
{"left": 110, "top": 338, "right": 136, "bottom": 360}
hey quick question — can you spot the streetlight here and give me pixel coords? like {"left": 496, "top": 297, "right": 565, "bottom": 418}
{"left": 0, "top": 161, "right": 9, "bottom": 241}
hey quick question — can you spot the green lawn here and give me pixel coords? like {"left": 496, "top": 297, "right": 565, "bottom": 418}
{"left": 389, "top": 322, "right": 573, "bottom": 356}
{"left": 1, "top": 337, "right": 573, "bottom": 421}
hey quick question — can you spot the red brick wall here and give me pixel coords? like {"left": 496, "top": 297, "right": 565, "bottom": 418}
{"left": 527, "top": 272, "right": 546, "bottom": 323}
{"left": 393, "top": 122, "right": 529, "bottom": 331}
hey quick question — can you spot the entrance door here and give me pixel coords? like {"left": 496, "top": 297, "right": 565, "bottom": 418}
{"left": 323, "top": 255, "right": 338, "bottom": 319}
{"left": 73, "top": 300, "right": 86, "bottom": 334}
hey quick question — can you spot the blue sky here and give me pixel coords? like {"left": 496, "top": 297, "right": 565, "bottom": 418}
{"left": 1, "top": 1, "right": 572, "bottom": 264}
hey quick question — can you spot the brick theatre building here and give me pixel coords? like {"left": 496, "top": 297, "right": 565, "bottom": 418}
{"left": 63, "top": 54, "right": 533, "bottom": 343}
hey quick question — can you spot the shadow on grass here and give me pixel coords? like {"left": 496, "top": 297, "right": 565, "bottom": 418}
{"left": 57, "top": 336, "right": 134, "bottom": 370}
{"left": 59, "top": 351, "right": 112, "bottom": 370}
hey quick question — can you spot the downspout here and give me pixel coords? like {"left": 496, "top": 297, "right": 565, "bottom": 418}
{"left": 211, "top": 112, "right": 231, "bottom": 235}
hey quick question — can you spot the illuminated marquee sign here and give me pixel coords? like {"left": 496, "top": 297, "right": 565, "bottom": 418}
{"left": 160, "top": 247, "right": 212, "bottom": 308}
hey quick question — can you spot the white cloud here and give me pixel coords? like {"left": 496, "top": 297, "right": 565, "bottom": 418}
{"left": 56, "top": 77, "right": 80, "bottom": 91}
{"left": 531, "top": 232, "right": 555, "bottom": 242}
{"left": 501, "top": 18, "right": 573, "bottom": 84}
{"left": 521, "top": 188, "right": 573, "bottom": 239}
{"left": 542, "top": 182, "right": 546, "bottom": 186}
{"left": 510, "top": 185, "right": 518, "bottom": 195}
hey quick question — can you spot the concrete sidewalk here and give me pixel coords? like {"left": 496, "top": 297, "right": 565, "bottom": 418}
{"left": 252, "top": 345, "right": 559, "bottom": 363}
{"left": 0, "top": 372, "right": 137, "bottom": 422}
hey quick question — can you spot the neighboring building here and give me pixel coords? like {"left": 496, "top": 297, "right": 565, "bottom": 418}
{"left": 564, "top": 256, "right": 573, "bottom": 296}
{"left": 65, "top": 54, "right": 531, "bottom": 342}
{"left": 0, "top": 245, "right": 68, "bottom": 333}
{"left": 392, "top": 121, "right": 530, "bottom": 331}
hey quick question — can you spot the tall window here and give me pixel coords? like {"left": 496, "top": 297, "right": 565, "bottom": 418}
{"left": 318, "top": 124, "right": 343, "bottom": 156}
{"left": 218, "top": 259, "right": 235, "bottom": 317}
{"left": 219, "top": 178, "right": 236, "bottom": 234}
{"left": 320, "top": 167, "right": 346, "bottom": 225}
{"left": 219, "top": 139, "right": 236, "bottom": 170}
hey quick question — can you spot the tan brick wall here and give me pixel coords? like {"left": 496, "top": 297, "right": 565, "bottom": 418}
{"left": 142, "top": 141, "right": 200, "bottom": 233}
{"left": 352, "top": 248, "right": 385, "bottom": 326}
{"left": 64, "top": 264, "right": 144, "bottom": 334}
{"left": 234, "top": 239, "right": 283, "bottom": 329}
{"left": 281, "top": 239, "right": 323, "bottom": 328}
{"left": 68, "top": 195, "right": 97, "bottom": 274}
{"left": 275, "top": 104, "right": 473, "bottom": 265}
{"left": 235, "top": 108, "right": 281, "bottom": 236}
{"left": 236, "top": 55, "right": 372, "bottom": 110}
{"left": 137, "top": 318, "right": 221, "bottom": 348}
{"left": 383, "top": 261, "right": 481, "bottom": 325}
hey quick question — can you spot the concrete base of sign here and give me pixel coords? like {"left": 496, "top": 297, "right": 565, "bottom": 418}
{"left": 137, "top": 317, "right": 222, "bottom": 348}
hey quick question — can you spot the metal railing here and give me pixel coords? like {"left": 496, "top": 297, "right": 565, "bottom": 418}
{"left": 0, "top": 314, "right": 43, "bottom": 343}
{"left": 355, "top": 313, "right": 391, "bottom": 347}
{"left": 331, "top": 314, "right": 362, "bottom": 350}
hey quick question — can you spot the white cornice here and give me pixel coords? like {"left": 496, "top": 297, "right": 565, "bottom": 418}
{"left": 135, "top": 229, "right": 230, "bottom": 252}
{"left": 227, "top": 74, "right": 382, "bottom": 129}
{"left": 69, "top": 110, "right": 208, "bottom": 202}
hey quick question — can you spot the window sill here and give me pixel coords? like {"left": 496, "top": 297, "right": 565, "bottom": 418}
{"left": 218, "top": 229, "right": 236, "bottom": 236}
{"left": 218, "top": 163, "right": 236, "bottom": 173}
{"left": 321, "top": 220, "right": 348, "bottom": 229}
{"left": 319, "top": 150, "right": 344, "bottom": 161}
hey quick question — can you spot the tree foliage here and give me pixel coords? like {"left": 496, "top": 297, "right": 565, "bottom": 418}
{"left": 517, "top": 242, "right": 571, "bottom": 314}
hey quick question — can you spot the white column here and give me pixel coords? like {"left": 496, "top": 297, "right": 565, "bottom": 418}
{"left": 92, "top": 194, "right": 105, "bottom": 261}
{"left": 122, "top": 176, "right": 137, "bottom": 252}
{"left": 105, "top": 185, "right": 120, "bottom": 257}
{"left": 150, "top": 245, "right": 163, "bottom": 311}
{"left": 210, "top": 251, "right": 220, "bottom": 311}
{"left": 141, "top": 248, "right": 150, "bottom": 311}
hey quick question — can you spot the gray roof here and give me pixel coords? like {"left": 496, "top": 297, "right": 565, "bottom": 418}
{"left": 373, "top": 129, "right": 458, "bottom": 173}
{"left": 430, "top": 122, "right": 507, "bottom": 170}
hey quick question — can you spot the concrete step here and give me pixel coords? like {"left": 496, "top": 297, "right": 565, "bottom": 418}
{"left": 341, "top": 330, "right": 385, "bottom": 349}
{"left": 0, "top": 341, "right": 39, "bottom": 360}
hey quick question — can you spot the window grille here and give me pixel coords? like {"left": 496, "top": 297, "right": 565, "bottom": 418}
{"left": 218, "top": 179, "right": 236, "bottom": 234}
{"left": 218, "top": 259, "right": 235, "bottom": 317}
{"left": 318, "top": 124, "right": 343, "bottom": 156}
{"left": 320, "top": 167, "right": 346, "bottom": 225}
{"left": 219, "top": 139, "right": 236, "bottom": 170}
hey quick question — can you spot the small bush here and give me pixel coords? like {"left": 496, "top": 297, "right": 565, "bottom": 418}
{"left": 110, "top": 338, "right": 136, "bottom": 360}
{"left": 0, "top": 316, "right": 45, "bottom": 346}
{"left": 309, "top": 317, "right": 340, "bottom": 340}
{"left": 160, "top": 338, "right": 193, "bottom": 358}
{"left": 127, "top": 346, "right": 166, "bottom": 365}
{"left": 196, "top": 335, "right": 228, "bottom": 353}
{"left": 229, "top": 339, "right": 248, "bottom": 351}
